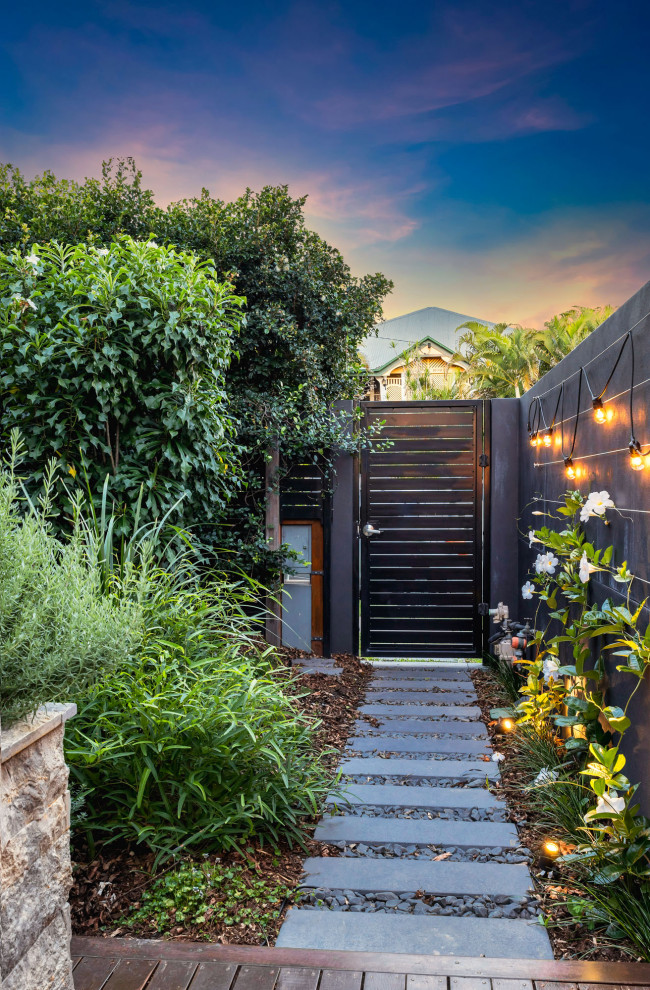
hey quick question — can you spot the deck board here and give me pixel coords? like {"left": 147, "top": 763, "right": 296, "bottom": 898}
{"left": 71, "top": 937, "right": 650, "bottom": 990}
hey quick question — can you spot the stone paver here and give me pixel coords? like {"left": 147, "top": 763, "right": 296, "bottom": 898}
{"left": 354, "top": 718, "right": 488, "bottom": 737}
{"left": 341, "top": 757, "right": 498, "bottom": 779}
{"left": 278, "top": 662, "right": 550, "bottom": 959}
{"left": 327, "top": 783, "right": 505, "bottom": 810}
{"left": 314, "top": 814, "right": 518, "bottom": 848}
{"left": 300, "top": 857, "right": 533, "bottom": 896}
{"left": 361, "top": 704, "right": 481, "bottom": 719}
{"left": 347, "top": 735, "right": 489, "bottom": 755}
{"left": 365, "top": 691, "right": 479, "bottom": 705}
{"left": 277, "top": 911, "right": 553, "bottom": 958}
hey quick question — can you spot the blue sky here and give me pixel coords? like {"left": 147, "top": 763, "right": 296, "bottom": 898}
{"left": 2, "top": 0, "right": 649, "bottom": 324}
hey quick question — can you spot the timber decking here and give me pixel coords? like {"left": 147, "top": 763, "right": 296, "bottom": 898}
{"left": 71, "top": 936, "right": 650, "bottom": 989}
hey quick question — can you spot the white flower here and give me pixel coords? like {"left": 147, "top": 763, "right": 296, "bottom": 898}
{"left": 595, "top": 792, "right": 625, "bottom": 816}
{"left": 535, "top": 552, "right": 558, "bottom": 575}
{"left": 579, "top": 552, "right": 596, "bottom": 584}
{"left": 13, "top": 294, "right": 36, "bottom": 311}
{"left": 534, "top": 768, "right": 558, "bottom": 786}
{"left": 25, "top": 252, "right": 39, "bottom": 265}
{"left": 96, "top": 248, "right": 109, "bottom": 256}
{"left": 581, "top": 490, "right": 614, "bottom": 521}
{"left": 148, "top": 240, "right": 159, "bottom": 248}
{"left": 529, "top": 530, "right": 540, "bottom": 547}
{"left": 542, "top": 658, "right": 559, "bottom": 683}
{"left": 521, "top": 581, "right": 535, "bottom": 600}
{"left": 491, "top": 752, "right": 505, "bottom": 762}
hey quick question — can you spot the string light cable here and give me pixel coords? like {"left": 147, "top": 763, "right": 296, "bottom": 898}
{"left": 628, "top": 331, "right": 649, "bottom": 471}
{"left": 560, "top": 367, "right": 583, "bottom": 479}
{"left": 583, "top": 331, "right": 630, "bottom": 424}
{"left": 527, "top": 395, "right": 542, "bottom": 447}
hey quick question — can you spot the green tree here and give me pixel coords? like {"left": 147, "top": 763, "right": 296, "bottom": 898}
{"left": 453, "top": 322, "right": 540, "bottom": 398}
{"left": 536, "top": 305, "right": 614, "bottom": 375}
{"left": 0, "top": 237, "right": 243, "bottom": 535}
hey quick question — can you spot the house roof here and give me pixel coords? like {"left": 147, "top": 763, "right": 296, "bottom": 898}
{"left": 361, "top": 306, "right": 494, "bottom": 374}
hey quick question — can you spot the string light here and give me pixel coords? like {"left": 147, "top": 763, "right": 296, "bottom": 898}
{"left": 628, "top": 333, "right": 649, "bottom": 472}
{"left": 629, "top": 439, "right": 645, "bottom": 471}
{"left": 542, "top": 429, "right": 553, "bottom": 447}
{"left": 564, "top": 456, "right": 576, "bottom": 479}
{"left": 592, "top": 397, "right": 606, "bottom": 424}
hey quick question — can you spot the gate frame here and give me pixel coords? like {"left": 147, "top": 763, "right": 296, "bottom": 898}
{"left": 357, "top": 398, "right": 491, "bottom": 659}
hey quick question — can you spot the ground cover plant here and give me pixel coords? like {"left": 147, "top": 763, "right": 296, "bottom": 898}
{"left": 477, "top": 489, "right": 650, "bottom": 960}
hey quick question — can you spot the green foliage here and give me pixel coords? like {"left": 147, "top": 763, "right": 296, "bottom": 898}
{"left": 123, "top": 858, "right": 295, "bottom": 934}
{"left": 65, "top": 574, "right": 334, "bottom": 860}
{"left": 0, "top": 433, "right": 143, "bottom": 727}
{"left": 0, "top": 236, "right": 243, "bottom": 540}
{"left": 513, "top": 490, "right": 650, "bottom": 956}
{"left": 452, "top": 306, "right": 613, "bottom": 398}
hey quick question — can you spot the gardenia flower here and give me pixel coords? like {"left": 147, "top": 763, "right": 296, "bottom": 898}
{"left": 595, "top": 792, "right": 625, "bottom": 816}
{"left": 535, "top": 552, "right": 558, "bottom": 575}
{"left": 579, "top": 552, "right": 596, "bottom": 584}
{"left": 542, "top": 658, "right": 559, "bottom": 683}
{"left": 521, "top": 580, "right": 535, "bottom": 600}
{"left": 580, "top": 490, "right": 614, "bottom": 522}
{"left": 25, "top": 252, "right": 39, "bottom": 265}
{"left": 533, "top": 768, "right": 558, "bottom": 786}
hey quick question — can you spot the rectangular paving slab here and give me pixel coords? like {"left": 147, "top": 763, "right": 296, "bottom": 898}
{"left": 341, "top": 756, "right": 496, "bottom": 779}
{"left": 326, "top": 783, "right": 504, "bottom": 810}
{"left": 314, "top": 814, "right": 517, "bottom": 847}
{"left": 361, "top": 704, "right": 481, "bottom": 719}
{"left": 300, "top": 857, "right": 533, "bottom": 896}
{"left": 365, "top": 691, "right": 477, "bottom": 705}
{"left": 370, "top": 679, "right": 476, "bottom": 692}
{"left": 277, "top": 909, "right": 553, "bottom": 959}
{"left": 354, "top": 718, "right": 487, "bottom": 737}
{"left": 347, "top": 735, "right": 489, "bottom": 756}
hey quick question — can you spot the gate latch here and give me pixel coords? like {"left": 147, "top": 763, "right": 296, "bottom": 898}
{"left": 478, "top": 453, "right": 489, "bottom": 467}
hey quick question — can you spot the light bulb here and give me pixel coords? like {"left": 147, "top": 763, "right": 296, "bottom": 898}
{"left": 564, "top": 456, "right": 576, "bottom": 479}
{"left": 542, "top": 429, "right": 553, "bottom": 447}
{"left": 529, "top": 432, "right": 539, "bottom": 447}
{"left": 629, "top": 440, "right": 645, "bottom": 471}
{"left": 592, "top": 398, "right": 606, "bottom": 424}
{"left": 543, "top": 839, "right": 560, "bottom": 858}
{"left": 501, "top": 718, "right": 515, "bottom": 732}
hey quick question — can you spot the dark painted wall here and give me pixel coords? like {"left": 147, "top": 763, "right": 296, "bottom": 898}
{"left": 328, "top": 401, "right": 358, "bottom": 655}
{"left": 489, "top": 398, "right": 521, "bottom": 613}
{"left": 518, "top": 279, "right": 650, "bottom": 812}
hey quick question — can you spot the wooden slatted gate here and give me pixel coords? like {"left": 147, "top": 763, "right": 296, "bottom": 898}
{"left": 360, "top": 400, "right": 489, "bottom": 658}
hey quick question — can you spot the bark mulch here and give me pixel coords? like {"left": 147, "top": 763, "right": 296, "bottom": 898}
{"left": 70, "top": 652, "right": 370, "bottom": 945}
{"left": 471, "top": 665, "right": 640, "bottom": 963}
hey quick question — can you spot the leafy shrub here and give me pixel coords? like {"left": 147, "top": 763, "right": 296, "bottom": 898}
{"left": 0, "top": 434, "right": 142, "bottom": 727}
{"left": 65, "top": 578, "right": 333, "bottom": 860}
{"left": 0, "top": 236, "right": 243, "bottom": 538}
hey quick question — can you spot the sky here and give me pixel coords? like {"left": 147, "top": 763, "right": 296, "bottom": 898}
{"left": 2, "top": 0, "right": 650, "bottom": 326}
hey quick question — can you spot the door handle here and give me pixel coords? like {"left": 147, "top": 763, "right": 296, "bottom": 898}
{"left": 363, "top": 523, "right": 382, "bottom": 536}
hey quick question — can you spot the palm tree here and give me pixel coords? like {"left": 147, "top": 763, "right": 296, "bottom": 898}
{"left": 452, "top": 322, "right": 540, "bottom": 398}
{"left": 536, "top": 305, "right": 614, "bottom": 375}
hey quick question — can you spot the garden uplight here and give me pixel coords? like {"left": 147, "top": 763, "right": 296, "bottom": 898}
{"left": 500, "top": 717, "right": 515, "bottom": 732}
{"left": 543, "top": 839, "right": 560, "bottom": 858}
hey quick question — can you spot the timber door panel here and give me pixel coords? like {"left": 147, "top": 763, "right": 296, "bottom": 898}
{"left": 360, "top": 401, "right": 487, "bottom": 658}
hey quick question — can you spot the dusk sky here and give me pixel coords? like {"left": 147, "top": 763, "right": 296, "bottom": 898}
{"left": 2, "top": 0, "right": 649, "bottom": 325}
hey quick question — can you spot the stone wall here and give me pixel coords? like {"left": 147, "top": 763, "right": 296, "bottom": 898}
{"left": 1, "top": 704, "right": 76, "bottom": 990}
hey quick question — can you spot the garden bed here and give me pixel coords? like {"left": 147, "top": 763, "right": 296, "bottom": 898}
{"left": 69, "top": 653, "right": 370, "bottom": 945}
{"left": 471, "top": 666, "right": 641, "bottom": 963}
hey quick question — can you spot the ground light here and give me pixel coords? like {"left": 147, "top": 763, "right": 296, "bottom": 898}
{"left": 500, "top": 717, "right": 515, "bottom": 732}
{"left": 538, "top": 839, "right": 561, "bottom": 870}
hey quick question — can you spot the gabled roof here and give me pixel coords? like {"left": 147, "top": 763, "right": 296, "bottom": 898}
{"left": 361, "top": 306, "right": 494, "bottom": 374}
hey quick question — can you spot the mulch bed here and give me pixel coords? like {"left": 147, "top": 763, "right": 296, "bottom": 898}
{"left": 471, "top": 665, "right": 640, "bottom": 963}
{"left": 69, "top": 651, "right": 370, "bottom": 945}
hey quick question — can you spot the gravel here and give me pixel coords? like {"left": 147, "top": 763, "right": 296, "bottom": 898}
{"left": 298, "top": 888, "right": 539, "bottom": 919}
{"left": 329, "top": 804, "right": 507, "bottom": 822}
{"left": 342, "top": 774, "right": 489, "bottom": 788}
{"left": 327, "top": 841, "right": 532, "bottom": 864}
{"left": 345, "top": 749, "right": 485, "bottom": 761}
